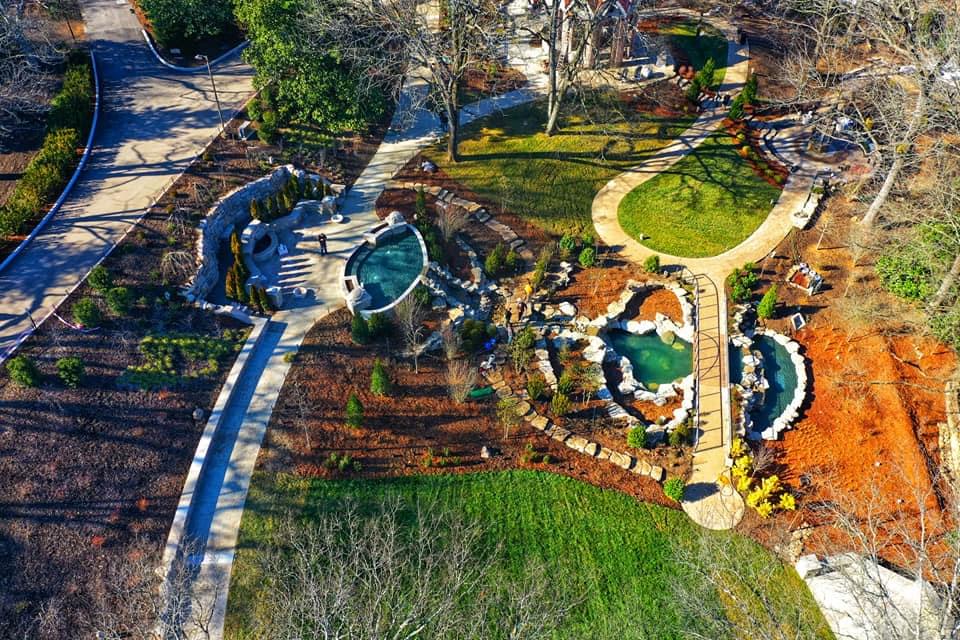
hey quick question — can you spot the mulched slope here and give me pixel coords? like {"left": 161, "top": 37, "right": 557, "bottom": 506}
{"left": 257, "top": 308, "right": 674, "bottom": 508}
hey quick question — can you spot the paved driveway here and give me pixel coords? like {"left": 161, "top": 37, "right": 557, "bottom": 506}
{"left": 0, "top": 0, "right": 254, "bottom": 357}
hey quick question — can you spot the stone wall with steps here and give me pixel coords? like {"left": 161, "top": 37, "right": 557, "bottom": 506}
{"left": 483, "top": 367, "right": 665, "bottom": 482}
{"left": 387, "top": 180, "right": 536, "bottom": 262}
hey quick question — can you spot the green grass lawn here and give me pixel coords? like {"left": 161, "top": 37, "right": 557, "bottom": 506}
{"left": 618, "top": 133, "right": 782, "bottom": 258}
{"left": 424, "top": 100, "right": 695, "bottom": 236}
{"left": 225, "top": 470, "right": 832, "bottom": 640}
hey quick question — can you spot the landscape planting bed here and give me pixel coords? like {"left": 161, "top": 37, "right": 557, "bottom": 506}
{"left": 0, "top": 123, "right": 385, "bottom": 634}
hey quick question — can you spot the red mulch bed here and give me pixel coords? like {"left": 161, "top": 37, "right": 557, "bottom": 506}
{"left": 736, "top": 203, "right": 957, "bottom": 554}
{"left": 0, "top": 123, "right": 384, "bottom": 635}
{"left": 259, "top": 308, "right": 676, "bottom": 509}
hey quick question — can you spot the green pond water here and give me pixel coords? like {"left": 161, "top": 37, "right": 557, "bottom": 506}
{"left": 607, "top": 330, "right": 693, "bottom": 389}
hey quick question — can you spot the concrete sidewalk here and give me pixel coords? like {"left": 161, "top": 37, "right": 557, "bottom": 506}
{"left": 0, "top": 0, "right": 254, "bottom": 358}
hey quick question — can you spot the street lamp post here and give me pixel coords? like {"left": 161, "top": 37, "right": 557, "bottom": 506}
{"left": 195, "top": 54, "right": 225, "bottom": 135}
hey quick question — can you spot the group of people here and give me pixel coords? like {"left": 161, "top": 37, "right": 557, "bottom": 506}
{"left": 502, "top": 299, "right": 528, "bottom": 341}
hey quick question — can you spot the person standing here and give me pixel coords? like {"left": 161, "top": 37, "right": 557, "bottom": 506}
{"left": 504, "top": 306, "right": 514, "bottom": 341}
{"left": 318, "top": 233, "right": 328, "bottom": 255}
{"left": 517, "top": 299, "right": 526, "bottom": 321}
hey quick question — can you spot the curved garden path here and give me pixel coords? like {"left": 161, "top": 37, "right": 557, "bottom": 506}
{"left": 0, "top": 0, "right": 255, "bottom": 362}
{"left": 590, "top": 21, "right": 832, "bottom": 528}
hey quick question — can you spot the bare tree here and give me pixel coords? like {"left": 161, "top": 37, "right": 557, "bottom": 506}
{"left": 0, "top": 1, "right": 65, "bottom": 147}
{"left": 778, "top": 0, "right": 960, "bottom": 227}
{"left": 441, "top": 321, "right": 462, "bottom": 360}
{"left": 536, "top": 0, "right": 632, "bottom": 135}
{"left": 394, "top": 293, "right": 427, "bottom": 373}
{"left": 306, "top": 0, "right": 507, "bottom": 161}
{"left": 82, "top": 539, "right": 218, "bottom": 640}
{"left": 671, "top": 460, "right": 960, "bottom": 640}
{"left": 247, "top": 499, "right": 575, "bottom": 639}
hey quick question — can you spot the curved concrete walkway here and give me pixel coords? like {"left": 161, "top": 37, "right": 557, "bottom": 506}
{"left": 173, "top": 6, "right": 553, "bottom": 636}
{"left": 0, "top": 0, "right": 254, "bottom": 361}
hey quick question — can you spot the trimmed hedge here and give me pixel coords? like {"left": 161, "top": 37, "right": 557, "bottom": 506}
{"left": 0, "top": 58, "right": 93, "bottom": 238}
{"left": 139, "top": 0, "right": 234, "bottom": 47}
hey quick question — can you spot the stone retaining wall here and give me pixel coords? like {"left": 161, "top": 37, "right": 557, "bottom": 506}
{"left": 186, "top": 165, "right": 305, "bottom": 303}
{"left": 940, "top": 380, "right": 960, "bottom": 481}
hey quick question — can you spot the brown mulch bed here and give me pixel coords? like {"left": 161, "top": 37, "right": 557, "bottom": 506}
{"left": 0, "top": 120, "right": 385, "bottom": 636}
{"left": 258, "top": 309, "right": 676, "bottom": 508}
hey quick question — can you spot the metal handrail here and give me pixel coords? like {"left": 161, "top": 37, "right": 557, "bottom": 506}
{"left": 677, "top": 266, "right": 724, "bottom": 451}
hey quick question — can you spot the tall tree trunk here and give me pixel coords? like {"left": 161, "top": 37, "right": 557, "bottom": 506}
{"left": 930, "top": 252, "right": 960, "bottom": 311}
{"left": 446, "top": 103, "right": 460, "bottom": 162}
{"left": 861, "top": 88, "right": 926, "bottom": 227}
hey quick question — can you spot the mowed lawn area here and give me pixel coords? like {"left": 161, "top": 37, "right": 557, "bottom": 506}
{"left": 424, "top": 101, "right": 695, "bottom": 236}
{"left": 618, "top": 132, "right": 782, "bottom": 258}
{"left": 225, "top": 470, "right": 832, "bottom": 640}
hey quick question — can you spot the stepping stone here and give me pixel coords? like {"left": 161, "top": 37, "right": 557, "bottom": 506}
{"left": 633, "top": 460, "right": 652, "bottom": 476}
{"left": 519, "top": 249, "right": 535, "bottom": 262}
{"left": 491, "top": 380, "right": 507, "bottom": 390}
{"left": 513, "top": 400, "right": 532, "bottom": 417}
{"left": 597, "top": 447, "right": 612, "bottom": 461}
{"left": 608, "top": 451, "right": 633, "bottom": 470}
{"left": 530, "top": 415, "right": 550, "bottom": 430}
{"left": 648, "top": 465, "right": 665, "bottom": 482}
{"left": 494, "top": 385, "right": 513, "bottom": 398}
{"left": 584, "top": 442, "right": 600, "bottom": 457}
{"left": 508, "top": 238, "right": 525, "bottom": 250}
{"left": 475, "top": 211, "right": 491, "bottom": 222}
{"left": 566, "top": 435, "right": 589, "bottom": 452}
{"left": 547, "top": 426, "right": 571, "bottom": 442}
{"left": 485, "top": 370, "right": 503, "bottom": 383}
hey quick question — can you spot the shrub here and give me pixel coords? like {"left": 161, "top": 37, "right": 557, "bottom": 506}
{"left": 460, "top": 319, "right": 496, "bottom": 353}
{"left": 88, "top": 265, "right": 113, "bottom": 292}
{"left": 72, "top": 297, "right": 101, "bottom": 328}
{"left": 696, "top": 57, "right": 716, "bottom": 90}
{"left": 558, "top": 233, "right": 577, "bottom": 258}
{"left": 877, "top": 251, "right": 932, "bottom": 301}
{"left": 139, "top": 0, "right": 234, "bottom": 46}
{"left": 510, "top": 326, "right": 536, "bottom": 373}
{"left": 578, "top": 246, "right": 596, "bottom": 268}
{"left": 351, "top": 313, "right": 370, "bottom": 344}
{"left": 526, "top": 374, "right": 546, "bottom": 401}
{"left": 742, "top": 73, "right": 759, "bottom": 105}
{"left": 642, "top": 254, "right": 660, "bottom": 274}
{"left": 259, "top": 111, "right": 277, "bottom": 143}
{"left": 550, "top": 392, "right": 571, "bottom": 416}
{"left": 346, "top": 393, "right": 364, "bottom": 429}
{"left": 484, "top": 242, "right": 508, "bottom": 277}
{"left": 556, "top": 371, "right": 575, "bottom": 395}
{"left": 412, "top": 285, "right": 432, "bottom": 307}
{"left": 757, "top": 285, "right": 778, "bottom": 320}
{"left": 368, "top": 312, "right": 391, "bottom": 339}
{"left": 668, "top": 424, "right": 690, "bottom": 447}
{"left": 663, "top": 477, "right": 685, "bottom": 502}
{"left": 370, "top": 358, "right": 390, "bottom": 396}
{"left": 626, "top": 426, "right": 647, "bottom": 449}
{"left": 106, "top": 287, "right": 132, "bottom": 316}
{"left": 729, "top": 94, "right": 746, "bottom": 120}
{"left": 414, "top": 187, "right": 427, "bottom": 218}
{"left": 6, "top": 355, "right": 40, "bottom": 388}
{"left": 685, "top": 78, "right": 701, "bottom": 103}
{"left": 727, "top": 263, "right": 760, "bottom": 303}
{"left": 56, "top": 356, "right": 84, "bottom": 388}
{"left": 504, "top": 248, "right": 520, "bottom": 273}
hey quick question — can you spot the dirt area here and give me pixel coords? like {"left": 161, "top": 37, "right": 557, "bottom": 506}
{"left": 742, "top": 202, "right": 957, "bottom": 547}
{"left": 258, "top": 308, "right": 675, "bottom": 509}
{"left": 0, "top": 118, "right": 385, "bottom": 636}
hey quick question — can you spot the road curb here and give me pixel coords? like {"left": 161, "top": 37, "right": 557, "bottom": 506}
{"left": 0, "top": 50, "right": 101, "bottom": 277}
{"left": 140, "top": 29, "right": 248, "bottom": 72}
